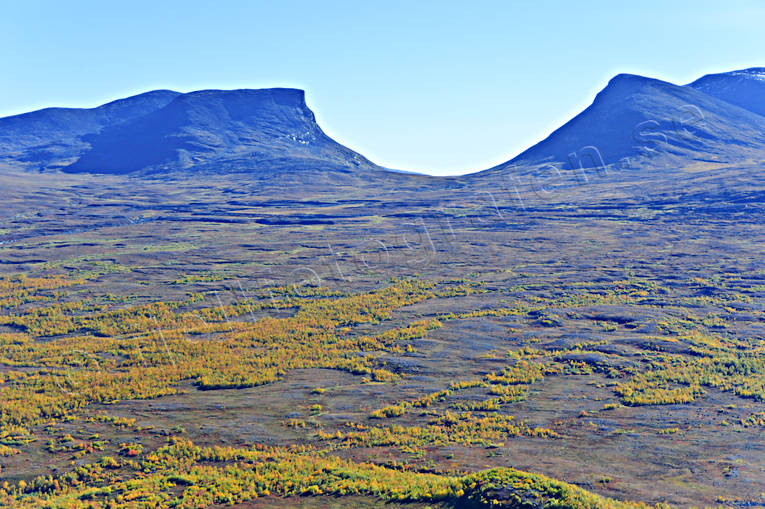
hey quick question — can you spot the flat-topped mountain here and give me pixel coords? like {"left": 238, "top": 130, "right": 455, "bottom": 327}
{"left": 64, "top": 88, "right": 380, "bottom": 177}
{"left": 0, "top": 88, "right": 384, "bottom": 180}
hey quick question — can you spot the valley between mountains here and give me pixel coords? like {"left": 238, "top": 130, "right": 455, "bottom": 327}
{"left": 0, "top": 68, "right": 764, "bottom": 508}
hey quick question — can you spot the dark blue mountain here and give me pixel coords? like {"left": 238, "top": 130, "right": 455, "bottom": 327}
{"left": 0, "top": 90, "right": 180, "bottom": 171}
{"left": 688, "top": 67, "right": 765, "bottom": 117}
{"left": 479, "top": 71, "right": 765, "bottom": 175}
{"left": 63, "top": 88, "right": 380, "bottom": 176}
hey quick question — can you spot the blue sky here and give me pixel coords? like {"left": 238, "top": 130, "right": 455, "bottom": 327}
{"left": 2, "top": 1, "right": 764, "bottom": 175}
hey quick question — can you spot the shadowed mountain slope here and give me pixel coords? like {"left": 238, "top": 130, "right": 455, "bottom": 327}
{"left": 0, "top": 90, "right": 180, "bottom": 171}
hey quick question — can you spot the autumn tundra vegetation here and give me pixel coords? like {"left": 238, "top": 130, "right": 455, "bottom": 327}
{"left": 1, "top": 55, "right": 765, "bottom": 509}
{"left": 0, "top": 237, "right": 763, "bottom": 508}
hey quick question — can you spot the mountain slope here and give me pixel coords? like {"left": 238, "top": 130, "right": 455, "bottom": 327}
{"left": 478, "top": 73, "right": 765, "bottom": 175}
{"left": 0, "top": 90, "right": 180, "bottom": 171}
{"left": 688, "top": 67, "right": 765, "bottom": 117}
{"left": 63, "top": 88, "right": 380, "bottom": 177}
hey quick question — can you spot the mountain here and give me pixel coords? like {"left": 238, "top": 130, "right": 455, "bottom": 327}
{"left": 3, "top": 70, "right": 764, "bottom": 184}
{"left": 0, "top": 90, "right": 180, "bottom": 171}
{"left": 63, "top": 88, "right": 380, "bottom": 178}
{"left": 688, "top": 67, "right": 765, "bottom": 117}
{"left": 0, "top": 88, "right": 387, "bottom": 181}
{"left": 477, "top": 72, "right": 765, "bottom": 176}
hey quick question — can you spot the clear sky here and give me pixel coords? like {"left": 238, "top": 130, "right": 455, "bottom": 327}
{"left": 1, "top": 1, "right": 764, "bottom": 175}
